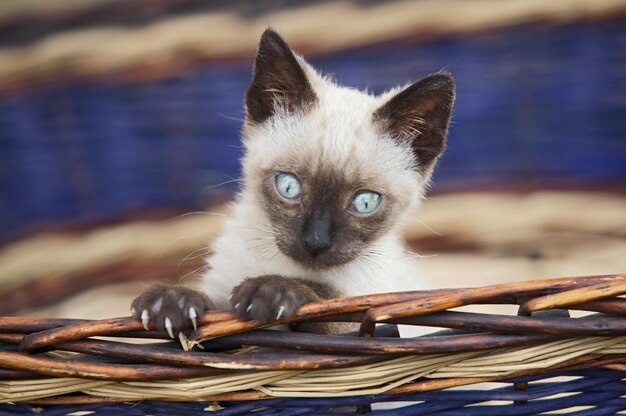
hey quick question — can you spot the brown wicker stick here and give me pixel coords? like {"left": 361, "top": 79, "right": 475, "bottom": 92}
{"left": 25, "top": 397, "right": 162, "bottom": 405}
{"left": 0, "top": 350, "right": 233, "bottom": 381}
{"left": 0, "top": 333, "right": 24, "bottom": 343}
{"left": 358, "top": 275, "right": 626, "bottom": 336}
{"left": 196, "top": 310, "right": 238, "bottom": 323}
{"left": 0, "top": 368, "right": 41, "bottom": 380}
{"left": 5, "top": 332, "right": 207, "bottom": 367}
{"left": 573, "top": 299, "right": 626, "bottom": 315}
{"left": 518, "top": 277, "right": 626, "bottom": 315}
{"left": 0, "top": 317, "right": 173, "bottom": 340}
{"left": 306, "top": 298, "right": 626, "bottom": 322}
{"left": 297, "top": 274, "right": 624, "bottom": 319}
{"left": 193, "top": 318, "right": 268, "bottom": 340}
{"left": 18, "top": 311, "right": 237, "bottom": 352}
{"left": 27, "top": 391, "right": 272, "bottom": 405}
{"left": 45, "top": 338, "right": 382, "bottom": 370}
{"left": 218, "top": 330, "right": 555, "bottom": 354}
{"left": 548, "top": 355, "right": 626, "bottom": 373}
{"left": 393, "top": 311, "right": 626, "bottom": 335}
{"left": 19, "top": 317, "right": 147, "bottom": 352}
{"left": 0, "top": 316, "right": 89, "bottom": 332}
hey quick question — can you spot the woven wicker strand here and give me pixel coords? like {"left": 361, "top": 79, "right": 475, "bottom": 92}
{"left": 0, "top": 274, "right": 624, "bottom": 413}
{"left": 1, "top": 0, "right": 625, "bottom": 91}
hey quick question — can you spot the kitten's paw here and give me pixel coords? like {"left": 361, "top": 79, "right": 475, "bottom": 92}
{"left": 230, "top": 276, "right": 318, "bottom": 323}
{"left": 131, "top": 284, "right": 212, "bottom": 338}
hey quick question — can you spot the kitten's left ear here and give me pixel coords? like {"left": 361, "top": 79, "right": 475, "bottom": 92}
{"left": 374, "top": 73, "right": 455, "bottom": 171}
{"left": 245, "top": 29, "right": 317, "bottom": 124}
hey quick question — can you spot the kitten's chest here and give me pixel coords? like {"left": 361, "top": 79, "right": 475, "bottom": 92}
{"left": 314, "top": 257, "right": 423, "bottom": 298}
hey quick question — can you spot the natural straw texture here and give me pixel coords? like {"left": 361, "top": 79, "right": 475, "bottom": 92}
{"left": 0, "top": 274, "right": 624, "bottom": 406}
{"left": 1, "top": 0, "right": 625, "bottom": 91}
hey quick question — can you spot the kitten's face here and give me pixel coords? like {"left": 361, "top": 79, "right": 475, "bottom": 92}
{"left": 257, "top": 162, "right": 405, "bottom": 269}
{"left": 262, "top": 168, "right": 391, "bottom": 268}
{"left": 240, "top": 29, "right": 455, "bottom": 270}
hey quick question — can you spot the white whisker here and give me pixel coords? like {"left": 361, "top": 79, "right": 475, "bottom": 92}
{"left": 204, "top": 179, "right": 243, "bottom": 190}
{"left": 414, "top": 218, "right": 442, "bottom": 237}
{"left": 218, "top": 112, "right": 245, "bottom": 123}
{"left": 176, "top": 246, "right": 212, "bottom": 275}
{"left": 178, "top": 263, "right": 212, "bottom": 283}
{"left": 172, "top": 211, "right": 228, "bottom": 220}
{"left": 157, "top": 227, "right": 220, "bottom": 260}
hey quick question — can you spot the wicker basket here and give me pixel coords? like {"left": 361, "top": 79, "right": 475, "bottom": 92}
{"left": 1, "top": 274, "right": 624, "bottom": 415}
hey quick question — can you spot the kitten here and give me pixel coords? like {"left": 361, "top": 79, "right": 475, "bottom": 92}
{"left": 131, "top": 28, "right": 455, "bottom": 337}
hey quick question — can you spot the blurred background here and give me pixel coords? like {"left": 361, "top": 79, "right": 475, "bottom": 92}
{"left": 0, "top": 0, "right": 624, "bottom": 318}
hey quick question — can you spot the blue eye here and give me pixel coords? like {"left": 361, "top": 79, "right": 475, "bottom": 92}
{"left": 351, "top": 191, "right": 382, "bottom": 214}
{"left": 275, "top": 172, "right": 301, "bottom": 199}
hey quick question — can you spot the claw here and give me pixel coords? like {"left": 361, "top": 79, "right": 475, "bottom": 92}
{"left": 276, "top": 305, "right": 286, "bottom": 320}
{"left": 141, "top": 309, "right": 150, "bottom": 331}
{"left": 130, "top": 307, "right": 136, "bottom": 316}
{"left": 234, "top": 303, "right": 240, "bottom": 310}
{"left": 164, "top": 317, "right": 175, "bottom": 339}
{"left": 189, "top": 307, "right": 198, "bottom": 331}
{"left": 246, "top": 304, "right": 253, "bottom": 313}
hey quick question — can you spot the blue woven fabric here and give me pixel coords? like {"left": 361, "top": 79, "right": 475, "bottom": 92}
{"left": 1, "top": 18, "right": 625, "bottom": 239}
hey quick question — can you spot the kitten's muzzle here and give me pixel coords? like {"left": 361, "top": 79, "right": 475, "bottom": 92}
{"left": 302, "top": 211, "right": 333, "bottom": 257}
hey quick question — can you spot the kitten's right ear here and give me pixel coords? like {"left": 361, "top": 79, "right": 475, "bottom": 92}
{"left": 374, "top": 73, "right": 455, "bottom": 172}
{"left": 245, "top": 29, "right": 317, "bottom": 124}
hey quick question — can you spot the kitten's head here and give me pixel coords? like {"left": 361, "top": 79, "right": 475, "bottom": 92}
{"left": 240, "top": 29, "right": 455, "bottom": 270}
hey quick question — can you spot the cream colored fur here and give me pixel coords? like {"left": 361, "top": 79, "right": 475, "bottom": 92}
{"left": 202, "top": 56, "right": 434, "bottom": 309}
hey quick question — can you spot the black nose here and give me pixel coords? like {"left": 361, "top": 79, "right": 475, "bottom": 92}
{"left": 303, "top": 231, "right": 332, "bottom": 257}
{"left": 303, "top": 213, "right": 332, "bottom": 257}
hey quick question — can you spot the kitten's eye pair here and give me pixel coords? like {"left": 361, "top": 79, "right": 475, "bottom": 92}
{"left": 274, "top": 172, "right": 381, "bottom": 214}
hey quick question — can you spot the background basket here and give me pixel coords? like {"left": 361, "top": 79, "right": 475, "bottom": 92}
{"left": 1, "top": 275, "right": 625, "bottom": 414}
{"left": 1, "top": 1, "right": 625, "bottom": 242}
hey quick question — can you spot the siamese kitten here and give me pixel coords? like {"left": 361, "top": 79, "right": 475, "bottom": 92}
{"left": 131, "top": 29, "right": 455, "bottom": 337}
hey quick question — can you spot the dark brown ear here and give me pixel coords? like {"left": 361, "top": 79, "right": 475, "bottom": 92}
{"left": 374, "top": 73, "right": 455, "bottom": 170}
{"left": 245, "top": 29, "right": 317, "bottom": 124}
